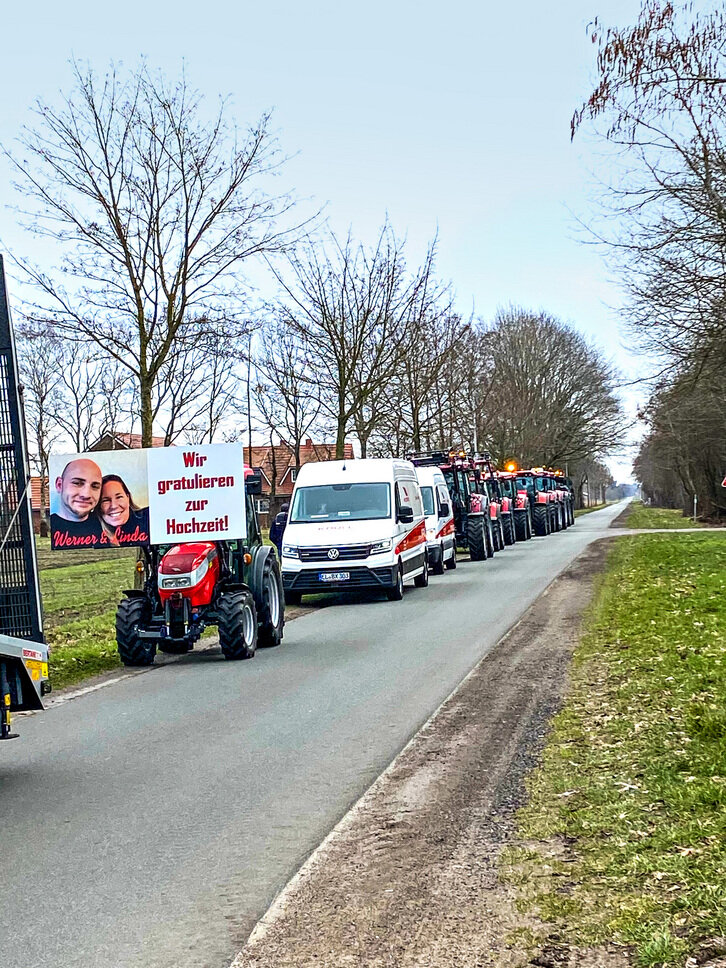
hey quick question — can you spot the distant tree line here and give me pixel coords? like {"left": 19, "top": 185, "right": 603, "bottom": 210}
{"left": 574, "top": 1, "right": 726, "bottom": 519}
{"left": 10, "top": 60, "right": 625, "bottom": 517}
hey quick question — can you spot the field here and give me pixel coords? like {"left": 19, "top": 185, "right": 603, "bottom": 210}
{"left": 38, "top": 538, "right": 136, "bottom": 689}
{"left": 504, "top": 532, "right": 726, "bottom": 966}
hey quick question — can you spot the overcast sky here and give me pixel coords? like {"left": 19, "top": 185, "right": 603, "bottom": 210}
{"left": 0, "top": 0, "right": 648, "bottom": 480}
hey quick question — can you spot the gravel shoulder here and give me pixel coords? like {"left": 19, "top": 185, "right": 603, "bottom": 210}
{"left": 231, "top": 539, "right": 620, "bottom": 968}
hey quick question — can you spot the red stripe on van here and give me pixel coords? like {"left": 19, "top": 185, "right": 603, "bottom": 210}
{"left": 395, "top": 520, "right": 426, "bottom": 556}
{"left": 435, "top": 519, "right": 455, "bottom": 540}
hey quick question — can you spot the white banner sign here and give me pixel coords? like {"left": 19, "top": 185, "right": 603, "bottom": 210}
{"left": 147, "top": 444, "right": 247, "bottom": 544}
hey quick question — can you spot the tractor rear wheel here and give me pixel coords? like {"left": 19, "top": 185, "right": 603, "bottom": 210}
{"left": 502, "top": 513, "right": 516, "bottom": 545}
{"left": 218, "top": 590, "right": 258, "bottom": 660}
{"left": 116, "top": 597, "right": 156, "bottom": 667}
{"left": 468, "top": 516, "right": 487, "bottom": 561}
{"left": 257, "top": 555, "right": 284, "bottom": 648}
{"left": 533, "top": 505, "right": 549, "bottom": 537}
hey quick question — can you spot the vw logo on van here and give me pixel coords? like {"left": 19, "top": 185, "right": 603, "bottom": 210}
{"left": 328, "top": 548, "right": 340, "bottom": 560}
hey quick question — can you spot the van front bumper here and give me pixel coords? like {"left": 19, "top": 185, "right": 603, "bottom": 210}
{"left": 282, "top": 565, "right": 398, "bottom": 593}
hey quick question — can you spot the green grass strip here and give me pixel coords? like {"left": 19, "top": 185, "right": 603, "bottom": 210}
{"left": 509, "top": 533, "right": 726, "bottom": 967}
{"left": 626, "top": 501, "right": 704, "bottom": 530}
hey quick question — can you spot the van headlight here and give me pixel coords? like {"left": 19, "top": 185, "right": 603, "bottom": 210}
{"left": 369, "top": 539, "right": 392, "bottom": 554}
{"left": 282, "top": 544, "right": 299, "bottom": 558}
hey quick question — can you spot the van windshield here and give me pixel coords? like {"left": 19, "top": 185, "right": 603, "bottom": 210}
{"left": 290, "top": 482, "right": 391, "bottom": 522}
{"left": 420, "top": 486, "right": 435, "bottom": 517}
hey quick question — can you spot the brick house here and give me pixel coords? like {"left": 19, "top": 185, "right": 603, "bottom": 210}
{"left": 244, "top": 439, "right": 354, "bottom": 525}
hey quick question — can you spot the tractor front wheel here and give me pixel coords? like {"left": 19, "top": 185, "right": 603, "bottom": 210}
{"left": 116, "top": 597, "right": 156, "bottom": 667}
{"left": 218, "top": 590, "right": 258, "bottom": 660}
{"left": 502, "top": 513, "right": 516, "bottom": 545}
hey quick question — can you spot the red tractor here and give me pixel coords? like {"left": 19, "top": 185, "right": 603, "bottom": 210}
{"left": 409, "top": 451, "right": 495, "bottom": 560}
{"left": 496, "top": 470, "right": 533, "bottom": 541}
{"left": 514, "top": 470, "right": 555, "bottom": 536}
{"left": 474, "top": 454, "right": 511, "bottom": 549}
{"left": 115, "top": 467, "right": 284, "bottom": 665}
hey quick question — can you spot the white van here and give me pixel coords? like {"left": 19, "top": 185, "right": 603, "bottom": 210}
{"left": 415, "top": 465, "right": 456, "bottom": 574}
{"left": 281, "top": 458, "right": 428, "bottom": 604}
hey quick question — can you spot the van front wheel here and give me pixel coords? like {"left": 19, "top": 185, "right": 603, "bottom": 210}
{"left": 414, "top": 556, "right": 429, "bottom": 588}
{"left": 387, "top": 564, "right": 404, "bottom": 601}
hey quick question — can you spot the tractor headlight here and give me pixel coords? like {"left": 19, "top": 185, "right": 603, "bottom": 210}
{"left": 282, "top": 544, "right": 299, "bottom": 558}
{"left": 161, "top": 577, "right": 192, "bottom": 589}
{"left": 369, "top": 539, "right": 392, "bottom": 554}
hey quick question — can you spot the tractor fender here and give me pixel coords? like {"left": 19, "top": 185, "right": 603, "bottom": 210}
{"left": 247, "top": 544, "right": 277, "bottom": 610}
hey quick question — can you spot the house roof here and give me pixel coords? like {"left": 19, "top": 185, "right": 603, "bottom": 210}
{"left": 90, "top": 432, "right": 169, "bottom": 450}
{"left": 242, "top": 440, "right": 354, "bottom": 494}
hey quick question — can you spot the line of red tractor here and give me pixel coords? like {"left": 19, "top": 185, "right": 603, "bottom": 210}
{"left": 409, "top": 450, "right": 576, "bottom": 561}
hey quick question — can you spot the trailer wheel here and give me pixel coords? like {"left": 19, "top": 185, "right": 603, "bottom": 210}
{"left": 116, "top": 597, "right": 156, "bottom": 667}
{"left": 468, "top": 516, "right": 487, "bottom": 561}
{"left": 218, "top": 590, "right": 258, "bottom": 660}
{"left": 445, "top": 544, "right": 457, "bottom": 569}
{"left": 257, "top": 555, "right": 284, "bottom": 648}
{"left": 532, "top": 505, "right": 549, "bottom": 537}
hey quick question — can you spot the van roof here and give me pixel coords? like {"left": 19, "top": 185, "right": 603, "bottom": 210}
{"left": 295, "top": 458, "right": 416, "bottom": 486}
{"left": 414, "top": 465, "right": 446, "bottom": 485}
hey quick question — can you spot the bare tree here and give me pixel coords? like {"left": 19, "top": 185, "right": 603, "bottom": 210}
{"left": 478, "top": 308, "right": 626, "bottom": 467}
{"left": 573, "top": 2, "right": 726, "bottom": 378}
{"left": 8, "top": 61, "right": 300, "bottom": 445}
{"left": 16, "top": 323, "right": 65, "bottom": 535}
{"left": 254, "top": 320, "right": 322, "bottom": 467}
{"left": 271, "top": 223, "right": 437, "bottom": 458}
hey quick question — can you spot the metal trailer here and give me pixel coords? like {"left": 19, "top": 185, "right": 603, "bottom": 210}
{"left": 0, "top": 254, "right": 50, "bottom": 741}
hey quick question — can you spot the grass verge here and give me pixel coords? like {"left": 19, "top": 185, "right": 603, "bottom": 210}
{"left": 626, "top": 501, "right": 703, "bottom": 530}
{"left": 504, "top": 533, "right": 726, "bottom": 966}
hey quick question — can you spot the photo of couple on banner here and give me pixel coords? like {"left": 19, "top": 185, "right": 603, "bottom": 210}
{"left": 50, "top": 453, "right": 150, "bottom": 549}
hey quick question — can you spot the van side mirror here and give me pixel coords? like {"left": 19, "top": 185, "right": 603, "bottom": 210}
{"left": 398, "top": 505, "right": 414, "bottom": 524}
{"left": 439, "top": 502, "right": 450, "bottom": 517}
{"left": 246, "top": 469, "right": 263, "bottom": 495}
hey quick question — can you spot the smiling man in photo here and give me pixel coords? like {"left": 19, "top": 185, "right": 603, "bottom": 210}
{"left": 51, "top": 458, "right": 104, "bottom": 546}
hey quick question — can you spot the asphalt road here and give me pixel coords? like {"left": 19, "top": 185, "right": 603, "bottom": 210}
{"left": 0, "top": 500, "right": 628, "bottom": 968}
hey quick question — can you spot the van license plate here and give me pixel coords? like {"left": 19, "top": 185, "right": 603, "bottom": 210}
{"left": 319, "top": 572, "right": 350, "bottom": 582}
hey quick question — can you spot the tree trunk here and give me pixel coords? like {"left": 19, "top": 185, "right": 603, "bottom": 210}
{"left": 335, "top": 415, "right": 347, "bottom": 460}
{"left": 140, "top": 377, "right": 154, "bottom": 448}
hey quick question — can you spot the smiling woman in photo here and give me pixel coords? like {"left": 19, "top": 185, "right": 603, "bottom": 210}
{"left": 98, "top": 474, "right": 150, "bottom": 545}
